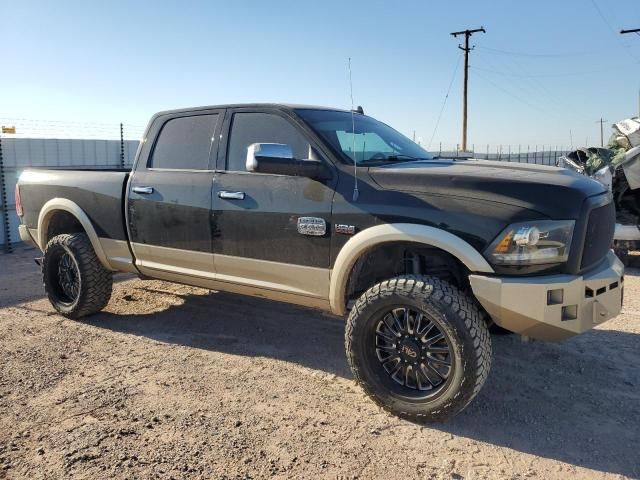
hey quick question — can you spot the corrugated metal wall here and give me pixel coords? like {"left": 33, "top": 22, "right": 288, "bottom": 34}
{"left": 0, "top": 138, "right": 139, "bottom": 250}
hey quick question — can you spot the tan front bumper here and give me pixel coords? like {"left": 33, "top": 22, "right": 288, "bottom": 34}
{"left": 469, "top": 251, "right": 624, "bottom": 341}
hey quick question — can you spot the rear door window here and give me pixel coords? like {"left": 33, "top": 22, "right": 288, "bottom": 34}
{"left": 150, "top": 114, "right": 218, "bottom": 170}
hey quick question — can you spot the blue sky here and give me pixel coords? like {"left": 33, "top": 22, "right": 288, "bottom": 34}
{"left": 2, "top": 0, "right": 639, "bottom": 149}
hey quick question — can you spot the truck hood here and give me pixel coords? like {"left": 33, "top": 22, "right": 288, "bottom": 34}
{"left": 369, "top": 159, "right": 607, "bottom": 218}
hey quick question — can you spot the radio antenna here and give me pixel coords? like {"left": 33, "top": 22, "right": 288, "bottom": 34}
{"left": 348, "top": 57, "right": 359, "bottom": 201}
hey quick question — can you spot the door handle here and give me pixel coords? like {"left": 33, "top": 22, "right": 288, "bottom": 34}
{"left": 132, "top": 186, "right": 154, "bottom": 194}
{"left": 218, "top": 191, "right": 245, "bottom": 200}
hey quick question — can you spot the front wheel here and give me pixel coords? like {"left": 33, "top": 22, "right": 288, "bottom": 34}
{"left": 42, "top": 233, "right": 113, "bottom": 319}
{"left": 345, "top": 275, "right": 491, "bottom": 422}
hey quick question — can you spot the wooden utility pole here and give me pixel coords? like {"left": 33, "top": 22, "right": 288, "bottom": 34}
{"left": 596, "top": 118, "right": 608, "bottom": 147}
{"left": 620, "top": 28, "right": 640, "bottom": 117}
{"left": 450, "top": 27, "right": 485, "bottom": 152}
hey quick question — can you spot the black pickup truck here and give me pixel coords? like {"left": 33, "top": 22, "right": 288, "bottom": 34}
{"left": 16, "top": 104, "right": 624, "bottom": 421}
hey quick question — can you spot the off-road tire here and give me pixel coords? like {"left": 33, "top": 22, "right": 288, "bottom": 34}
{"left": 345, "top": 275, "right": 491, "bottom": 422}
{"left": 42, "top": 233, "right": 113, "bottom": 319}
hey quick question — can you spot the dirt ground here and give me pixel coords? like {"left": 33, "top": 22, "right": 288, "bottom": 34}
{"left": 0, "top": 247, "right": 639, "bottom": 480}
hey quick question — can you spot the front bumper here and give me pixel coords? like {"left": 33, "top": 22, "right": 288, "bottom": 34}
{"left": 469, "top": 250, "right": 624, "bottom": 341}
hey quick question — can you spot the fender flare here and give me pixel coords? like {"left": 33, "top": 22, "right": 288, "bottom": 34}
{"left": 37, "top": 198, "right": 113, "bottom": 270}
{"left": 329, "top": 223, "right": 495, "bottom": 315}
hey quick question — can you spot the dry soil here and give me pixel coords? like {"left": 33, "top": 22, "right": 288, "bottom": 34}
{"left": 0, "top": 247, "right": 639, "bottom": 479}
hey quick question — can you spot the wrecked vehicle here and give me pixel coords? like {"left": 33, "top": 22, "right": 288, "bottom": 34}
{"left": 558, "top": 117, "right": 640, "bottom": 265}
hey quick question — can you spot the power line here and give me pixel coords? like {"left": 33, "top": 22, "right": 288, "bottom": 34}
{"left": 589, "top": 0, "right": 640, "bottom": 63}
{"left": 476, "top": 45, "right": 596, "bottom": 58}
{"left": 590, "top": 0, "right": 620, "bottom": 35}
{"left": 470, "top": 62, "right": 637, "bottom": 79}
{"left": 471, "top": 68, "right": 564, "bottom": 120}
{"left": 0, "top": 117, "right": 146, "bottom": 128}
{"left": 428, "top": 54, "right": 462, "bottom": 149}
{"left": 470, "top": 61, "right": 587, "bottom": 120}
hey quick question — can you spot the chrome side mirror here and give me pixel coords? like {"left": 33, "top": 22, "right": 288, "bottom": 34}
{"left": 246, "top": 143, "right": 293, "bottom": 172}
{"left": 245, "top": 143, "right": 332, "bottom": 180}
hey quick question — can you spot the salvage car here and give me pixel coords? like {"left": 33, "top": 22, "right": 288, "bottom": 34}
{"left": 15, "top": 104, "right": 624, "bottom": 421}
{"left": 558, "top": 117, "right": 640, "bottom": 264}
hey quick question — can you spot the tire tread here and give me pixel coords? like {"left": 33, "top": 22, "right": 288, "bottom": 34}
{"left": 345, "top": 275, "right": 491, "bottom": 422}
{"left": 43, "top": 233, "right": 113, "bottom": 318}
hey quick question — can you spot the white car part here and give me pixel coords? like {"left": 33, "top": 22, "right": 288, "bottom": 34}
{"left": 614, "top": 223, "right": 640, "bottom": 242}
{"left": 622, "top": 145, "right": 640, "bottom": 190}
{"left": 592, "top": 165, "right": 613, "bottom": 192}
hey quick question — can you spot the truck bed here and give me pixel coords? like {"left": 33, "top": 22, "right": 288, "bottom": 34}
{"left": 18, "top": 168, "right": 130, "bottom": 247}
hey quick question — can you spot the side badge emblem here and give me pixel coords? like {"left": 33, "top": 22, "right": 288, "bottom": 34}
{"left": 297, "top": 217, "right": 326, "bottom": 236}
{"left": 335, "top": 224, "right": 356, "bottom": 235}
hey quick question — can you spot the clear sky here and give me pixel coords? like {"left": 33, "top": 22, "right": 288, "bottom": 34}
{"left": 2, "top": 0, "right": 639, "bottom": 149}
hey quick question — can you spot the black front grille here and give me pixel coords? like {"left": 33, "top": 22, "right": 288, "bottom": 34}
{"left": 581, "top": 201, "right": 615, "bottom": 270}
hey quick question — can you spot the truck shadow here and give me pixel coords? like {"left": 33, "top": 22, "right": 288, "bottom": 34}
{"left": 85, "top": 283, "right": 640, "bottom": 479}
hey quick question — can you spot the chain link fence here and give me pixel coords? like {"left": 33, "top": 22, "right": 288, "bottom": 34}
{"left": 432, "top": 143, "right": 573, "bottom": 164}
{"left": 0, "top": 118, "right": 575, "bottom": 252}
{"left": 0, "top": 119, "right": 142, "bottom": 252}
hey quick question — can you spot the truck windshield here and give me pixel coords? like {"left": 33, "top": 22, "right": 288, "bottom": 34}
{"left": 296, "top": 109, "right": 433, "bottom": 164}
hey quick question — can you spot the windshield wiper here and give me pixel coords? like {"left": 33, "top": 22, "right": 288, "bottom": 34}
{"left": 385, "top": 154, "right": 429, "bottom": 161}
{"left": 360, "top": 154, "right": 430, "bottom": 164}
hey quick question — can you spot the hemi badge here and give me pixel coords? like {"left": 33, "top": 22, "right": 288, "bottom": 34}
{"left": 335, "top": 224, "right": 356, "bottom": 235}
{"left": 297, "top": 217, "right": 326, "bottom": 236}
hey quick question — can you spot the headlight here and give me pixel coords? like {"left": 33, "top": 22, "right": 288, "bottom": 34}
{"left": 485, "top": 220, "right": 575, "bottom": 265}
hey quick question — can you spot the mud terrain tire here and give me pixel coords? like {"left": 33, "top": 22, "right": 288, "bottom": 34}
{"left": 42, "top": 233, "right": 113, "bottom": 319}
{"left": 345, "top": 275, "right": 491, "bottom": 422}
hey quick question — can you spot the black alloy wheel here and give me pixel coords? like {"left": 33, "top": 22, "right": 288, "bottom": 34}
{"left": 374, "top": 306, "right": 453, "bottom": 397}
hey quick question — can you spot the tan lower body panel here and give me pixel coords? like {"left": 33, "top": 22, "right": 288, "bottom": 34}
{"left": 146, "top": 267, "right": 331, "bottom": 311}
{"left": 100, "top": 238, "right": 137, "bottom": 273}
{"left": 129, "top": 243, "right": 331, "bottom": 310}
{"left": 131, "top": 242, "right": 215, "bottom": 279}
{"left": 214, "top": 254, "right": 329, "bottom": 299}
{"left": 470, "top": 251, "right": 624, "bottom": 341}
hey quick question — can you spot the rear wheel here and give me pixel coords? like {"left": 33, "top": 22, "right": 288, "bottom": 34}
{"left": 345, "top": 275, "right": 491, "bottom": 422}
{"left": 42, "top": 233, "right": 113, "bottom": 318}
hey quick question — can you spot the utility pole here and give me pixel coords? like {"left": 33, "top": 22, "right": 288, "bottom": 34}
{"left": 620, "top": 28, "right": 640, "bottom": 117}
{"left": 596, "top": 118, "right": 608, "bottom": 147}
{"left": 450, "top": 26, "right": 485, "bottom": 152}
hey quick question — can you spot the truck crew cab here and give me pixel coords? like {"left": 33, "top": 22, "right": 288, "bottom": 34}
{"left": 16, "top": 104, "right": 624, "bottom": 421}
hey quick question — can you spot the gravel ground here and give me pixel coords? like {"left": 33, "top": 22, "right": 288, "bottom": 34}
{"left": 0, "top": 247, "right": 639, "bottom": 480}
